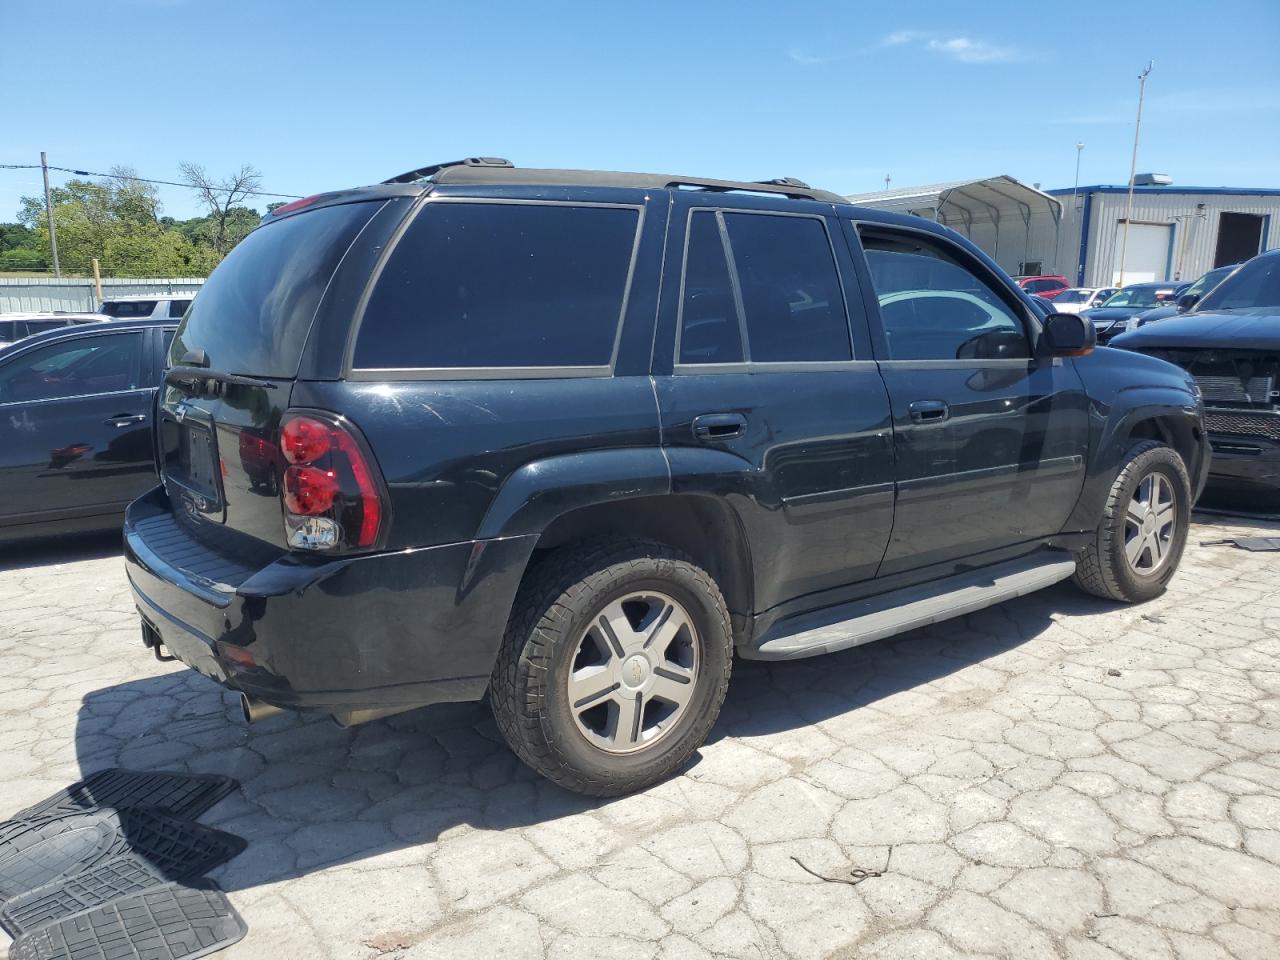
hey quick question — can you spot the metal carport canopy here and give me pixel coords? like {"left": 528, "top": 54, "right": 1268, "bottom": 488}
{"left": 845, "top": 175, "right": 1062, "bottom": 267}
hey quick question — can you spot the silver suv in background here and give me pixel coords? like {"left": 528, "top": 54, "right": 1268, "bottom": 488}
{"left": 98, "top": 295, "right": 194, "bottom": 321}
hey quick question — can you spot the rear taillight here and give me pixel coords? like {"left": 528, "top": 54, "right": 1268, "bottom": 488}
{"left": 279, "top": 411, "right": 386, "bottom": 551}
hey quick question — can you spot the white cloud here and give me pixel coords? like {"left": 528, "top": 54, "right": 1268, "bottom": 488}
{"left": 879, "top": 30, "right": 1026, "bottom": 64}
{"left": 786, "top": 45, "right": 838, "bottom": 65}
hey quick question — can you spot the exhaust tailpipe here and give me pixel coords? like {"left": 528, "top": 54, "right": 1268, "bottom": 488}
{"left": 239, "top": 692, "right": 284, "bottom": 723}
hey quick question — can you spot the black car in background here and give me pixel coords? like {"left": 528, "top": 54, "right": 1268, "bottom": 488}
{"left": 1114, "top": 249, "right": 1280, "bottom": 498}
{"left": 0, "top": 318, "right": 176, "bottom": 541}
{"left": 1134, "top": 263, "right": 1240, "bottom": 327}
{"left": 1084, "top": 282, "right": 1178, "bottom": 343}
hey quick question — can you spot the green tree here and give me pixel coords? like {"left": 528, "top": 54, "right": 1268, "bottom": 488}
{"left": 17, "top": 166, "right": 259, "bottom": 276}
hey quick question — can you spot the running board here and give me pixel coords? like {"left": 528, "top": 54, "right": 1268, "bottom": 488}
{"left": 744, "top": 552, "right": 1076, "bottom": 661}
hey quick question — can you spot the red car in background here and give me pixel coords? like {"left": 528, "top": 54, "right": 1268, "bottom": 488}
{"left": 1015, "top": 275, "right": 1071, "bottom": 299}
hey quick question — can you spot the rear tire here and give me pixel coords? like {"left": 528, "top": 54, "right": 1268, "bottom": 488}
{"left": 490, "top": 540, "right": 733, "bottom": 797}
{"left": 1073, "top": 440, "right": 1191, "bottom": 603}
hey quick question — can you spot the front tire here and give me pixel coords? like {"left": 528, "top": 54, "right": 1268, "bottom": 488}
{"left": 490, "top": 540, "right": 733, "bottom": 797}
{"left": 1073, "top": 440, "right": 1191, "bottom": 602}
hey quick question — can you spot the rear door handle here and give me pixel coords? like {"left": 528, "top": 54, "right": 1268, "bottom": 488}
{"left": 907, "top": 400, "right": 950, "bottom": 424}
{"left": 104, "top": 414, "right": 147, "bottom": 427}
{"left": 692, "top": 413, "right": 747, "bottom": 441}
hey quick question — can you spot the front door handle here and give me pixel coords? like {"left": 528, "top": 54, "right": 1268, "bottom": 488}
{"left": 692, "top": 413, "right": 747, "bottom": 441}
{"left": 104, "top": 414, "right": 147, "bottom": 428}
{"left": 907, "top": 400, "right": 950, "bottom": 424}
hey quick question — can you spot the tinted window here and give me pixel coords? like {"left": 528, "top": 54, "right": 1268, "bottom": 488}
{"left": 678, "top": 212, "right": 743, "bottom": 364}
{"left": 355, "top": 202, "right": 639, "bottom": 369}
{"left": 0, "top": 333, "right": 142, "bottom": 403}
{"left": 1024, "top": 278, "right": 1063, "bottom": 293}
{"left": 168, "top": 299, "right": 191, "bottom": 318}
{"left": 23, "top": 320, "right": 69, "bottom": 335}
{"left": 171, "top": 201, "right": 380, "bottom": 377}
{"left": 101, "top": 300, "right": 157, "bottom": 318}
{"left": 0, "top": 322, "right": 13, "bottom": 340}
{"left": 722, "top": 213, "right": 851, "bottom": 363}
{"left": 1199, "top": 256, "right": 1280, "bottom": 311}
{"left": 861, "top": 232, "right": 1029, "bottom": 361}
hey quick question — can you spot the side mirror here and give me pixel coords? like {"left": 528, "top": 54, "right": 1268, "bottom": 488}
{"left": 1176, "top": 293, "right": 1199, "bottom": 313}
{"left": 1039, "top": 312, "right": 1096, "bottom": 357}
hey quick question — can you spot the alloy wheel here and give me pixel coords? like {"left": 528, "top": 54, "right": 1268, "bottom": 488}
{"left": 567, "top": 591, "right": 700, "bottom": 755}
{"left": 1123, "top": 471, "right": 1177, "bottom": 574}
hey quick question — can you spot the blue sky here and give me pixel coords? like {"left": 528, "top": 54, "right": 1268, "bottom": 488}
{"left": 4, "top": 0, "right": 1279, "bottom": 221}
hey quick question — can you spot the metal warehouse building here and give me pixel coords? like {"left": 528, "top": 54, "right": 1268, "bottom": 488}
{"left": 1048, "top": 184, "right": 1280, "bottom": 287}
{"left": 848, "top": 176, "right": 1280, "bottom": 287}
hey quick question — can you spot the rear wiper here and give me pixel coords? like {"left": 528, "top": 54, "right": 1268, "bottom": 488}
{"left": 165, "top": 365, "right": 278, "bottom": 395}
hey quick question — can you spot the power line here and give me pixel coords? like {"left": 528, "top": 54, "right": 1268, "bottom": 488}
{"left": 0, "top": 162, "right": 302, "bottom": 199}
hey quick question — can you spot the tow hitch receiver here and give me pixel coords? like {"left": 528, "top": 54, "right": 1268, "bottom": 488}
{"left": 141, "top": 617, "right": 177, "bottom": 662}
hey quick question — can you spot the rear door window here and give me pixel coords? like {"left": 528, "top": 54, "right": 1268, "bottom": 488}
{"left": 167, "top": 299, "right": 191, "bottom": 318}
{"left": 353, "top": 201, "right": 640, "bottom": 370}
{"left": 170, "top": 201, "right": 381, "bottom": 377}
{"left": 677, "top": 212, "right": 744, "bottom": 364}
{"left": 676, "top": 210, "right": 852, "bottom": 365}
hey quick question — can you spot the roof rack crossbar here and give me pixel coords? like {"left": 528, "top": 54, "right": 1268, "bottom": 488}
{"left": 383, "top": 157, "right": 513, "bottom": 185}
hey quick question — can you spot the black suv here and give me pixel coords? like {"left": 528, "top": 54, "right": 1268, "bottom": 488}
{"left": 124, "top": 159, "right": 1210, "bottom": 796}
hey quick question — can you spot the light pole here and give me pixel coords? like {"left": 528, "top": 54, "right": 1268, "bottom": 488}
{"left": 1117, "top": 62, "right": 1153, "bottom": 287}
{"left": 1056, "top": 142, "right": 1085, "bottom": 283}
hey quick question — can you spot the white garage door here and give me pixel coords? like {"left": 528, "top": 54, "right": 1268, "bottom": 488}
{"left": 1112, "top": 221, "right": 1172, "bottom": 284}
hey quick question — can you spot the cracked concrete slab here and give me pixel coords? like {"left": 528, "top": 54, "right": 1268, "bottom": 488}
{"left": 1, "top": 517, "right": 1279, "bottom": 960}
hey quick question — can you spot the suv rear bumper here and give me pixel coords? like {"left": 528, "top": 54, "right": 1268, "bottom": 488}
{"left": 123, "top": 487, "right": 537, "bottom": 717}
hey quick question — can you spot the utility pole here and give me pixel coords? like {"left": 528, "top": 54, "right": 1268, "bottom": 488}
{"left": 1071, "top": 142, "right": 1084, "bottom": 283}
{"left": 40, "top": 151, "right": 61, "bottom": 278}
{"left": 1117, "top": 62, "right": 1152, "bottom": 288}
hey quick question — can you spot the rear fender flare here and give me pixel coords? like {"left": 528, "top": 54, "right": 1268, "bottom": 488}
{"left": 475, "top": 448, "right": 672, "bottom": 541}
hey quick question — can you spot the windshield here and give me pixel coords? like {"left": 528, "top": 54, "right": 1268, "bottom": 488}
{"left": 1198, "top": 255, "right": 1280, "bottom": 311}
{"left": 1186, "top": 265, "right": 1235, "bottom": 300}
{"left": 1101, "top": 287, "right": 1162, "bottom": 308}
{"left": 1054, "top": 289, "right": 1089, "bottom": 304}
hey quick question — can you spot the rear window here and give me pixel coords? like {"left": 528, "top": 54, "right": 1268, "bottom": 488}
{"left": 101, "top": 300, "right": 157, "bottom": 318}
{"left": 169, "top": 201, "right": 380, "bottom": 377}
{"left": 353, "top": 201, "right": 640, "bottom": 370}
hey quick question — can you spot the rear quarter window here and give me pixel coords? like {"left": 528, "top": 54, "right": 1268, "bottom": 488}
{"left": 170, "top": 201, "right": 381, "bottom": 377}
{"left": 352, "top": 201, "right": 640, "bottom": 371}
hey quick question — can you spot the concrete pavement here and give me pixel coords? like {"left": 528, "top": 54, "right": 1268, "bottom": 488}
{"left": 1, "top": 516, "right": 1278, "bottom": 960}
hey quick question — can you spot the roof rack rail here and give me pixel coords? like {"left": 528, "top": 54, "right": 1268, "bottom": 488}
{"left": 383, "top": 157, "right": 513, "bottom": 185}
{"left": 662, "top": 176, "right": 838, "bottom": 202}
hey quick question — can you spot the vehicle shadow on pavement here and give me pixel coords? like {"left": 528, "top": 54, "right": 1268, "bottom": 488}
{"left": 0, "top": 531, "right": 122, "bottom": 573}
{"left": 69, "top": 579, "right": 1114, "bottom": 895}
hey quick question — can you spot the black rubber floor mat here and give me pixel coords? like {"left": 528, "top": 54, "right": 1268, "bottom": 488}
{"left": 0, "top": 809, "right": 246, "bottom": 905}
{"left": 2, "top": 856, "right": 168, "bottom": 936}
{"left": 15, "top": 769, "right": 238, "bottom": 821}
{"left": 9, "top": 881, "right": 246, "bottom": 960}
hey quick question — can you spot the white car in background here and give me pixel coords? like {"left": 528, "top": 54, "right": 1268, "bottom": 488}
{"left": 0, "top": 312, "right": 107, "bottom": 350}
{"left": 1049, "top": 287, "right": 1117, "bottom": 314}
{"left": 97, "top": 294, "right": 194, "bottom": 321}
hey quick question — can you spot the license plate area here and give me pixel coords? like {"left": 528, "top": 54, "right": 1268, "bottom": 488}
{"left": 165, "top": 416, "right": 226, "bottom": 521}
